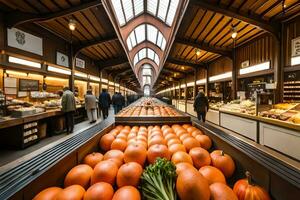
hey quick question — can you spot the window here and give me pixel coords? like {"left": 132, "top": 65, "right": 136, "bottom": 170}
{"left": 126, "top": 24, "right": 166, "bottom": 51}
{"left": 144, "top": 85, "right": 150, "bottom": 96}
{"left": 111, "top": 0, "right": 179, "bottom": 26}
{"left": 133, "top": 48, "right": 160, "bottom": 66}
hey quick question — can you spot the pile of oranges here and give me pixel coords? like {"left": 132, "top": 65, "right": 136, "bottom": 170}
{"left": 33, "top": 124, "right": 269, "bottom": 200}
{"left": 117, "top": 106, "right": 180, "bottom": 117}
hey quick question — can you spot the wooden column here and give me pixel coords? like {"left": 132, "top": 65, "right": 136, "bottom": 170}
{"left": 184, "top": 76, "right": 187, "bottom": 113}
{"left": 193, "top": 67, "right": 198, "bottom": 99}
{"left": 205, "top": 66, "right": 209, "bottom": 96}
{"left": 232, "top": 46, "right": 237, "bottom": 99}
{"left": 69, "top": 43, "right": 75, "bottom": 92}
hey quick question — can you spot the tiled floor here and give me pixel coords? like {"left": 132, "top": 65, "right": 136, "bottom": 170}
{"left": 0, "top": 108, "right": 114, "bottom": 171}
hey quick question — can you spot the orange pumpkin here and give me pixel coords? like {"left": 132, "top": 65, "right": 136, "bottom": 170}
{"left": 233, "top": 172, "right": 271, "bottom": 200}
{"left": 33, "top": 187, "right": 62, "bottom": 200}
{"left": 210, "top": 183, "right": 238, "bottom": 200}
{"left": 64, "top": 164, "right": 93, "bottom": 189}
{"left": 83, "top": 152, "right": 103, "bottom": 168}
{"left": 210, "top": 150, "right": 235, "bottom": 178}
{"left": 55, "top": 185, "right": 85, "bottom": 200}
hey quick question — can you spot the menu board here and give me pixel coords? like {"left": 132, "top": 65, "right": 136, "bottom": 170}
{"left": 19, "top": 79, "right": 39, "bottom": 91}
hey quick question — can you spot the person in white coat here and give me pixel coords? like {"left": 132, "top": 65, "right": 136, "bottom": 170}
{"left": 85, "top": 90, "right": 97, "bottom": 123}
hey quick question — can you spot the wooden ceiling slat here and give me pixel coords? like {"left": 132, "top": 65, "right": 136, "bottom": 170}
{"left": 230, "top": 0, "right": 244, "bottom": 9}
{"left": 238, "top": 0, "right": 258, "bottom": 13}
{"left": 91, "top": 6, "right": 114, "bottom": 37}
{"left": 81, "top": 49, "right": 98, "bottom": 60}
{"left": 69, "top": 0, "right": 81, "bottom": 6}
{"left": 206, "top": 16, "right": 232, "bottom": 44}
{"left": 211, "top": 20, "right": 240, "bottom": 46}
{"left": 83, "top": 9, "right": 106, "bottom": 37}
{"left": 40, "top": 0, "right": 60, "bottom": 12}
{"left": 53, "top": 0, "right": 71, "bottom": 9}
{"left": 248, "top": 0, "right": 269, "bottom": 12}
{"left": 88, "top": 46, "right": 105, "bottom": 60}
{"left": 184, "top": 8, "right": 206, "bottom": 38}
{"left": 271, "top": 1, "right": 300, "bottom": 21}
{"left": 99, "top": 43, "right": 114, "bottom": 59}
{"left": 92, "top": 46, "right": 108, "bottom": 60}
{"left": 182, "top": 46, "right": 195, "bottom": 60}
{"left": 259, "top": 0, "right": 282, "bottom": 18}
{"left": 25, "top": 0, "right": 50, "bottom": 13}
{"left": 12, "top": 0, "right": 37, "bottom": 13}
{"left": 62, "top": 16, "right": 93, "bottom": 40}
{"left": 196, "top": 13, "right": 223, "bottom": 43}
{"left": 254, "top": 1, "right": 278, "bottom": 16}
{"left": 221, "top": 23, "right": 251, "bottom": 47}
{"left": 190, "top": 11, "right": 214, "bottom": 40}
{"left": 216, "top": 20, "right": 246, "bottom": 47}
{"left": 73, "top": 11, "right": 99, "bottom": 39}
{"left": 104, "top": 42, "right": 118, "bottom": 58}
{"left": 50, "top": 18, "right": 85, "bottom": 41}
{"left": 176, "top": 6, "right": 199, "bottom": 38}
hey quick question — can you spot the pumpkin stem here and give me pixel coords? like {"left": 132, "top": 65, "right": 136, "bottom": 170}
{"left": 246, "top": 171, "right": 253, "bottom": 185}
{"left": 221, "top": 151, "right": 224, "bottom": 156}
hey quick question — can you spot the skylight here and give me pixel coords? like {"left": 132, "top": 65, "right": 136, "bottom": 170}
{"left": 111, "top": 0, "right": 144, "bottom": 26}
{"left": 133, "top": 48, "right": 160, "bottom": 66}
{"left": 126, "top": 24, "right": 166, "bottom": 51}
{"left": 111, "top": 0, "right": 179, "bottom": 26}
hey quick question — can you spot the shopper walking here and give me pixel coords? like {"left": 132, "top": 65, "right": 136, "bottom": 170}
{"left": 99, "top": 89, "right": 111, "bottom": 119}
{"left": 61, "top": 87, "right": 76, "bottom": 133}
{"left": 194, "top": 91, "right": 209, "bottom": 122}
{"left": 112, "top": 92, "right": 118, "bottom": 114}
{"left": 85, "top": 90, "right": 97, "bottom": 123}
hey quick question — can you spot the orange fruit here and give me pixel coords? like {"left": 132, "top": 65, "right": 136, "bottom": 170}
{"left": 124, "top": 143, "right": 147, "bottom": 166}
{"left": 103, "top": 150, "right": 124, "bottom": 162}
{"left": 189, "top": 147, "right": 211, "bottom": 169}
{"left": 191, "top": 130, "right": 203, "bottom": 138}
{"left": 176, "top": 162, "right": 196, "bottom": 175}
{"left": 83, "top": 182, "right": 114, "bottom": 200}
{"left": 112, "top": 186, "right": 141, "bottom": 200}
{"left": 182, "top": 137, "right": 200, "bottom": 152}
{"left": 55, "top": 185, "right": 85, "bottom": 200}
{"left": 147, "top": 144, "right": 171, "bottom": 164}
{"left": 210, "top": 150, "right": 235, "bottom": 178}
{"left": 83, "top": 152, "right": 103, "bottom": 168}
{"left": 33, "top": 187, "right": 62, "bottom": 200}
{"left": 199, "top": 166, "right": 226, "bottom": 185}
{"left": 111, "top": 138, "right": 127, "bottom": 152}
{"left": 64, "top": 164, "right": 93, "bottom": 189}
{"left": 117, "top": 162, "right": 143, "bottom": 187}
{"left": 116, "top": 134, "right": 127, "bottom": 141}
{"left": 179, "top": 134, "right": 191, "bottom": 141}
{"left": 210, "top": 183, "right": 238, "bottom": 200}
{"left": 195, "top": 135, "right": 212, "bottom": 150}
{"left": 99, "top": 134, "right": 115, "bottom": 151}
{"left": 91, "top": 160, "right": 119, "bottom": 185}
{"left": 168, "top": 143, "right": 186, "bottom": 155}
{"left": 186, "top": 127, "right": 198, "bottom": 133}
{"left": 171, "top": 151, "right": 193, "bottom": 165}
{"left": 167, "top": 138, "right": 181, "bottom": 146}
{"left": 164, "top": 133, "right": 177, "bottom": 141}
{"left": 176, "top": 168, "right": 210, "bottom": 200}
{"left": 148, "top": 137, "right": 167, "bottom": 147}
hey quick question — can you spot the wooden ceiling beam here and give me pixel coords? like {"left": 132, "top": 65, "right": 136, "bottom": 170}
{"left": 98, "top": 57, "right": 129, "bottom": 70}
{"left": 6, "top": 0, "right": 102, "bottom": 28}
{"left": 74, "top": 36, "right": 118, "bottom": 56}
{"left": 162, "top": 68, "right": 187, "bottom": 75}
{"left": 190, "top": 0, "right": 280, "bottom": 39}
{"left": 175, "top": 38, "right": 232, "bottom": 58}
{"left": 166, "top": 57, "right": 205, "bottom": 69}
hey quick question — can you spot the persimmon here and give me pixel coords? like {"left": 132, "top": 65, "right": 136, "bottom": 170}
{"left": 164, "top": 133, "right": 177, "bottom": 141}
{"left": 99, "top": 134, "right": 115, "bottom": 151}
{"left": 182, "top": 137, "right": 200, "bottom": 152}
{"left": 83, "top": 182, "right": 114, "bottom": 200}
{"left": 175, "top": 162, "right": 196, "bottom": 175}
{"left": 199, "top": 166, "right": 226, "bottom": 185}
{"left": 103, "top": 150, "right": 124, "bottom": 163}
{"left": 148, "top": 137, "right": 167, "bottom": 147}
{"left": 111, "top": 138, "right": 127, "bottom": 152}
{"left": 33, "top": 187, "right": 62, "bottom": 200}
{"left": 55, "top": 185, "right": 85, "bottom": 200}
{"left": 195, "top": 135, "right": 212, "bottom": 150}
{"left": 210, "top": 183, "right": 238, "bottom": 200}
{"left": 112, "top": 186, "right": 141, "bottom": 200}
{"left": 168, "top": 143, "right": 186, "bottom": 155}
{"left": 83, "top": 152, "right": 103, "bottom": 168}
{"left": 189, "top": 147, "right": 211, "bottom": 169}
{"left": 167, "top": 138, "right": 181, "bottom": 146}
{"left": 210, "top": 150, "right": 235, "bottom": 178}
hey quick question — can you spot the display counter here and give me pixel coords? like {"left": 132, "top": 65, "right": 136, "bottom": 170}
{"left": 0, "top": 105, "right": 85, "bottom": 149}
{"left": 218, "top": 110, "right": 300, "bottom": 160}
{"left": 206, "top": 109, "right": 220, "bottom": 125}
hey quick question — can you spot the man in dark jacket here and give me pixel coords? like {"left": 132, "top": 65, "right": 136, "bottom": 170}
{"left": 112, "top": 92, "right": 118, "bottom": 114}
{"left": 61, "top": 87, "right": 76, "bottom": 133}
{"left": 99, "top": 89, "right": 111, "bottom": 119}
{"left": 194, "top": 91, "right": 209, "bottom": 122}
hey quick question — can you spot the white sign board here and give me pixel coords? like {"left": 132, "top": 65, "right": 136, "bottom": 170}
{"left": 7, "top": 28, "right": 43, "bottom": 56}
{"left": 292, "top": 36, "right": 300, "bottom": 57}
{"left": 56, "top": 52, "right": 69, "bottom": 67}
{"left": 241, "top": 60, "right": 250, "bottom": 68}
{"left": 75, "top": 57, "right": 85, "bottom": 69}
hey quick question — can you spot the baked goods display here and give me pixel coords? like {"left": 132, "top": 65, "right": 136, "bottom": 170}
{"left": 209, "top": 102, "right": 224, "bottom": 111}
{"left": 220, "top": 100, "right": 256, "bottom": 115}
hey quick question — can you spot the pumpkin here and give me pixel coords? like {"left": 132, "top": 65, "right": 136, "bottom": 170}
{"left": 32, "top": 187, "right": 62, "bottom": 200}
{"left": 210, "top": 150, "right": 235, "bottom": 178}
{"left": 210, "top": 183, "right": 238, "bottom": 200}
{"left": 233, "top": 171, "right": 271, "bottom": 200}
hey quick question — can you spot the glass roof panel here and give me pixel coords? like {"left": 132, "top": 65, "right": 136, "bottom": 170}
{"left": 161, "top": 38, "right": 166, "bottom": 51}
{"left": 157, "top": 0, "right": 169, "bottom": 21}
{"left": 122, "top": 0, "right": 134, "bottom": 21}
{"left": 147, "top": 25, "right": 158, "bottom": 45}
{"left": 135, "top": 24, "right": 146, "bottom": 43}
{"left": 111, "top": 0, "right": 126, "bottom": 26}
{"left": 126, "top": 38, "right": 132, "bottom": 50}
{"left": 134, "top": 0, "right": 144, "bottom": 16}
{"left": 166, "top": 0, "right": 179, "bottom": 26}
{"left": 133, "top": 48, "right": 160, "bottom": 66}
{"left": 147, "top": 0, "right": 158, "bottom": 15}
